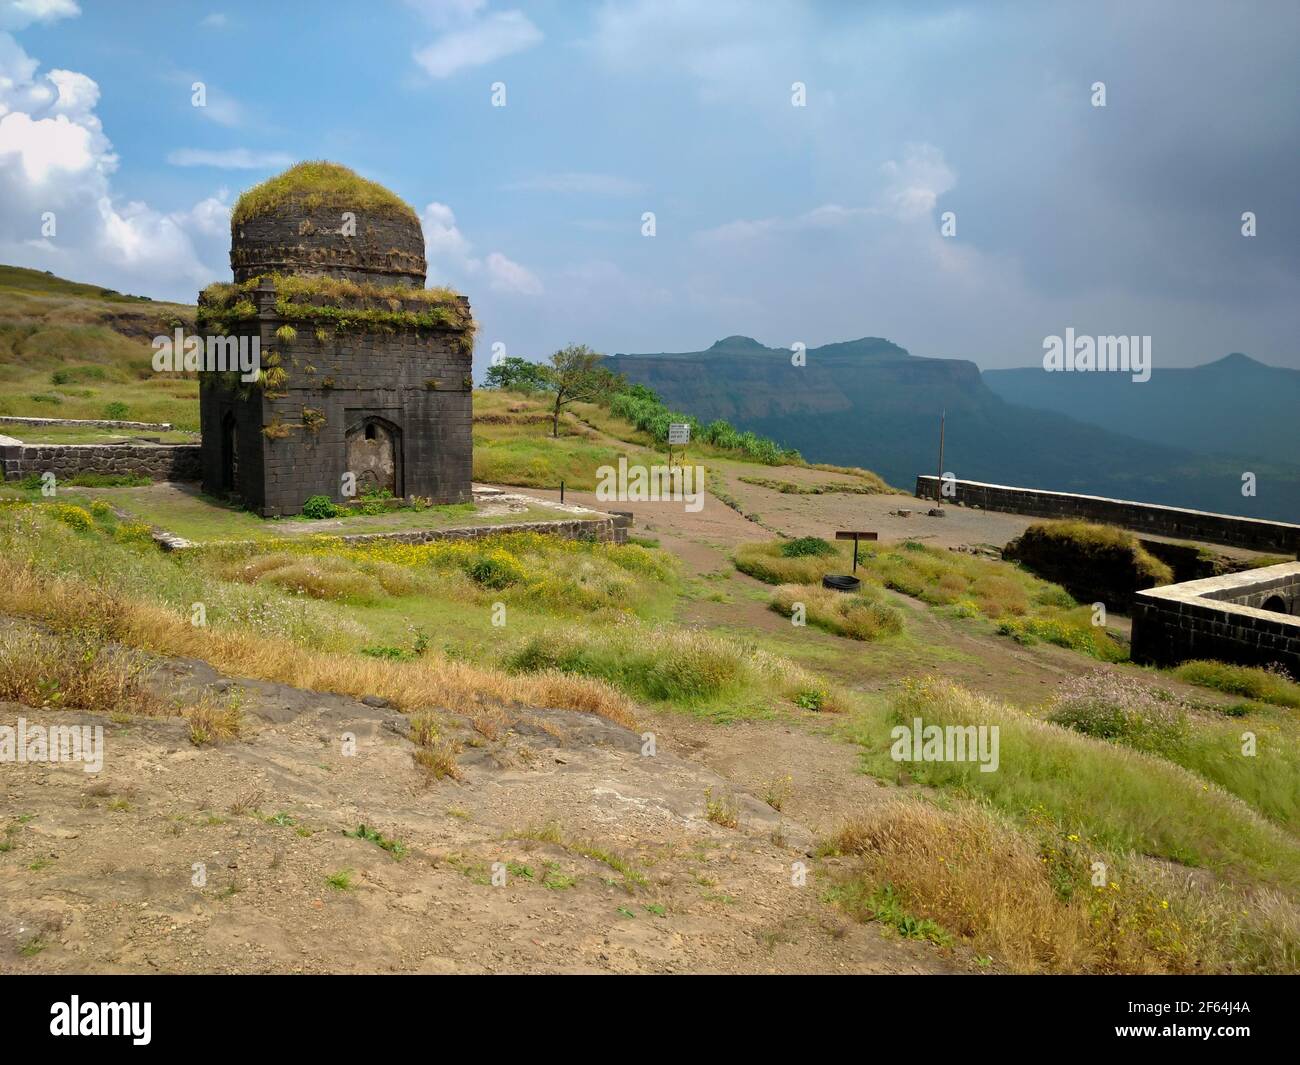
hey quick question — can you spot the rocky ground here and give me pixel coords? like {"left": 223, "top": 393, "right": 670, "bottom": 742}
{"left": 0, "top": 654, "right": 956, "bottom": 975}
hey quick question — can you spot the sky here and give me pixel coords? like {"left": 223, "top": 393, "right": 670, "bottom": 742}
{"left": 0, "top": 0, "right": 1297, "bottom": 380}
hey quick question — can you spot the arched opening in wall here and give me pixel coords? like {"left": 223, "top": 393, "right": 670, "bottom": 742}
{"left": 220, "top": 412, "right": 240, "bottom": 497}
{"left": 1262, "top": 595, "right": 1288, "bottom": 614}
{"left": 345, "top": 416, "right": 401, "bottom": 497}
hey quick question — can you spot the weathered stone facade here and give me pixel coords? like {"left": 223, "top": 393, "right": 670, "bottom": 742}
{"left": 198, "top": 164, "right": 474, "bottom": 518}
{"left": 1131, "top": 563, "right": 1300, "bottom": 673}
{"left": 916, "top": 475, "right": 1300, "bottom": 554}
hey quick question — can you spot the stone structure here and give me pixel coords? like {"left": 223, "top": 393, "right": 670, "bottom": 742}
{"left": 1131, "top": 562, "right": 1300, "bottom": 673}
{"left": 197, "top": 163, "right": 474, "bottom": 517}
{"left": 0, "top": 437, "right": 201, "bottom": 482}
{"left": 916, "top": 475, "right": 1300, "bottom": 555}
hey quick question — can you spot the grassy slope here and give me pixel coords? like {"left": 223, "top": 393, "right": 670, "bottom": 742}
{"left": 0, "top": 266, "right": 198, "bottom": 429}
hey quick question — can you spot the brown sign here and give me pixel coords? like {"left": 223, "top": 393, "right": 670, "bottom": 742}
{"left": 835, "top": 531, "right": 878, "bottom": 541}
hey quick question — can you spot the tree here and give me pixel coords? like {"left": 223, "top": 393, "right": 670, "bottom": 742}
{"left": 483, "top": 356, "right": 551, "bottom": 393}
{"left": 542, "top": 344, "right": 623, "bottom": 437}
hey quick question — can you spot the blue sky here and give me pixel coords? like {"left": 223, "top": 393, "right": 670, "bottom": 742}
{"left": 1, "top": 0, "right": 1297, "bottom": 379}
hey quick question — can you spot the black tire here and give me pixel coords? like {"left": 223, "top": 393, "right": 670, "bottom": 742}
{"left": 822, "top": 574, "right": 861, "bottom": 593}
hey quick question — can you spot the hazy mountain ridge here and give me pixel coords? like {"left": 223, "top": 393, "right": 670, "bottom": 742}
{"left": 607, "top": 338, "right": 1300, "bottom": 523}
{"left": 983, "top": 353, "right": 1300, "bottom": 463}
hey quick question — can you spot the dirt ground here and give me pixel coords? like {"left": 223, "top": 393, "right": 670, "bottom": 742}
{"left": 0, "top": 657, "right": 955, "bottom": 975}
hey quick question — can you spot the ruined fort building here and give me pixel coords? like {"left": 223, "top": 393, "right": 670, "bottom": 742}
{"left": 197, "top": 162, "right": 474, "bottom": 516}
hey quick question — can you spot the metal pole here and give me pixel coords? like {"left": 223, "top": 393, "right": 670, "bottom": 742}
{"left": 560, "top": 480, "right": 565, "bottom": 503}
{"left": 936, "top": 409, "right": 946, "bottom": 502}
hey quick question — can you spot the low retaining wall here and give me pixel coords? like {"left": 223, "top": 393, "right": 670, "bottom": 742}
{"left": 915, "top": 475, "right": 1300, "bottom": 554}
{"left": 0, "top": 441, "right": 202, "bottom": 483}
{"left": 162, "top": 516, "right": 619, "bottom": 552}
{"left": 0, "top": 415, "right": 177, "bottom": 431}
{"left": 1131, "top": 563, "right": 1300, "bottom": 672}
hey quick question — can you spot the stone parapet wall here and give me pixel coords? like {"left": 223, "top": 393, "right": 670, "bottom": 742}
{"left": 0, "top": 415, "right": 178, "bottom": 431}
{"left": 1131, "top": 563, "right": 1300, "bottom": 672}
{"left": 916, "top": 475, "right": 1300, "bottom": 554}
{"left": 0, "top": 441, "right": 202, "bottom": 482}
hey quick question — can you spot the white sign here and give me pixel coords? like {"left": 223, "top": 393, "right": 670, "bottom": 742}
{"left": 668, "top": 423, "right": 690, "bottom": 445}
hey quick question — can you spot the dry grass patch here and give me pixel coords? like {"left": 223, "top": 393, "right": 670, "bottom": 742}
{"left": 771, "top": 582, "right": 904, "bottom": 641}
{"left": 0, "top": 560, "right": 639, "bottom": 734}
{"left": 822, "top": 798, "right": 1300, "bottom": 973}
{"left": 0, "top": 626, "right": 160, "bottom": 716}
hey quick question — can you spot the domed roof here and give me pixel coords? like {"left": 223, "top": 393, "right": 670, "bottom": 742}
{"left": 229, "top": 162, "right": 426, "bottom": 287}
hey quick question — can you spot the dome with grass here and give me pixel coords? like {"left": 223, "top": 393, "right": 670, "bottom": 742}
{"left": 229, "top": 161, "right": 426, "bottom": 287}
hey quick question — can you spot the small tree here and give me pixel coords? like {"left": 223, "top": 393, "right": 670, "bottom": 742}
{"left": 542, "top": 344, "right": 623, "bottom": 437}
{"left": 484, "top": 356, "right": 550, "bottom": 393}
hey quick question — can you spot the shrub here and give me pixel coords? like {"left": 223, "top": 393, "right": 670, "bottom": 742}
{"left": 301, "top": 494, "right": 339, "bottom": 519}
{"left": 103, "top": 401, "right": 129, "bottom": 420}
{"left": 467, "top": 548, "right": 525, "bottom": 589}
{"left": 1048, "top": 670, "right": 1190, "bottom": 757}
{"left": 112, "top": 522, "right": 154, "bottom": 546}
{"left": 780, "top": 536, "right": 836, "bottom": 558}
{"left": 47, "top": 503, "right": 93, "bottom": 531}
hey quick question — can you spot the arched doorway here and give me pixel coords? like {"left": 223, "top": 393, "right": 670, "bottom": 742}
{"left": 345, "top": 416, "right": 401, "bottom": 497}
{"left": 220, "top": 411, "right": 240, "bottom": 497}
{"left": 1262, "top": 595, "right": 1288, "bottom": 614}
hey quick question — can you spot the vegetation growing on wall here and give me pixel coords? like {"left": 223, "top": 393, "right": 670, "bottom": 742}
{"left": 230, "top": 161, "right": 420, "bottom": 227}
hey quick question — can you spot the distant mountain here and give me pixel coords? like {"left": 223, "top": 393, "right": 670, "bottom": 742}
{"left": 983, "top": 353, "right": 1300, "bottom": 462}
{"left": 607, "top": 338, "right": 1300, "bottom": 523}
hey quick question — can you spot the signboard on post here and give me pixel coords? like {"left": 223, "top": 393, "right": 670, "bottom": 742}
{"left": 835, "top": 530, "right": 879, "bottom": 574}
{"left": 667, "top": 422, "right": 690, "bottom": 467}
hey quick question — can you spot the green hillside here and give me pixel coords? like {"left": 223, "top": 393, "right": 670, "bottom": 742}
{"left": 0, "top": 265, "right": 198, "bottom": 429}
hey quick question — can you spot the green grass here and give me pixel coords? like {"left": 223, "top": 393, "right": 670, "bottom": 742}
{"left": 1175, "top": 660, "right": 1300, "bottom": 709}
{"left": 846, "top": 676, "right": 1300, "bottom": 889}
{"left": 735, "top": 537, "right": 1125, "bottom": 661}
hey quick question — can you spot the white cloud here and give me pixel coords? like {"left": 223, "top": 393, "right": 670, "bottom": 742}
{"left": 485, "top": 251, "right": 542, "bottom": 295}
{"left": 199, "top": 12, "right": 228, "bottom": 29}
{"left": 697, "top": 143, "right": 953, "bottom": 244}
{"left": 0, "top": 0, "right": 79, "bottom": 31}
{"left": 503, "top": 171, "right": 645, "bottom": 196}
{"left": 879, "top": 142, "right": 956, "bottom": 220}
{"left": 166, "top": 147, "right": 293, "bottom": 169}
{"left": 413, "top": 10, "right": 542, "bottom": 78}
{"left": 0, "top": 29, "right": 229, "bottom": 299}
{"left": 421, "top": 200, "right": 541, "bottom": 295}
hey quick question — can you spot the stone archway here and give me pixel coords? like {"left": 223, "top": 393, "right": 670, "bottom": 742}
{"left": 345, "top": 416, "right": 401, "bottom": 497}
{"left": 220, "top": 411, "right": 240, "bottom": 497}
{"left": 1262, "top": 594, "right": 1288, "bottom": 614}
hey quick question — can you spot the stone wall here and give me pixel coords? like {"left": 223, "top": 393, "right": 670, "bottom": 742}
{"left": 1131, "top": 563, "right": 1300, "bottom": 673}
{"left": 231, "top": 205, "right": 426, "bottom": 287}
{"left": 0, "top": 415, "right": 178, "bottom": 431}
{"left": 198, "top": 284, "right": 473, "bottom": 517}
{"left": 916, "top": 475, "right": 1300, "bottom": 554}
{"left": 0, "top": 440, "right": 201, "bottom": 482}
{"left": 162, "top": 516, "right": 617, "bottom": 552}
